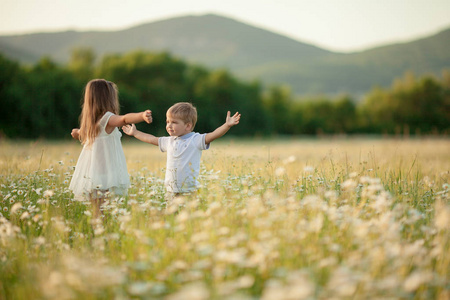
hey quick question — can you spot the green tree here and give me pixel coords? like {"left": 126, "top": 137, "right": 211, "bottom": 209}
{"left": 0, "top": 54, "right": 25, "bottom": 137}
{"left": 68, "top": 47, "right": 95, "bottom": 82}
{"left": 298, "top": 99, "right": 335, "bottom": 134}
{"left": 23, "top": 57, "right": 81, "bottom": 138}
{"left": 332, "top": 96, "right": 357, "bottom": 133}
{"left": 193, "top": 70, "right": 267, "bottom": 135}
{"left": 360, "top": 71, "right": 450, "bottom": 134}
{"left": 96, "top": 51, "right": 188, "bottom": 134}
{"left": 263, "top": 86, "right": 292, "bottom": 134}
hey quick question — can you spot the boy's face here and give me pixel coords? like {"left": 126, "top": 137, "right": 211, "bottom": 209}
{"left": 166, "top": 114, "right": 192, "bottom": 137}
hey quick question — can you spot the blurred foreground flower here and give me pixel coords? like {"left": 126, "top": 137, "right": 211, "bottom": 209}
{"left": 275, "top": 167, "right": 286, "bottom": 177}
{"left": 10, "top": 202, "right": 22, "bottom": 214}
{"left": 166, "top": 282, "right": 209, "bottom": 300}
{"left": 43, "top": 190, "right": 54, "bottom": 198}
{"left": 434, "top": 200, "right": 449, "bottom": 230}
{"left": 303, "top": 166, "right": 314, "bottom": 173}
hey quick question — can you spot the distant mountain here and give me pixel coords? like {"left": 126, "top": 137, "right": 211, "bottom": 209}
{"left": 0, "top": 40, "right": 39, "bottom": 63}
{"left": 1, "top": 14, "right": 449, "bottom": 96}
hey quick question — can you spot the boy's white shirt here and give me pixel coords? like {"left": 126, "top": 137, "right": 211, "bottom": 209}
{"left": 159, "top": 132, "right": 210, "bottom": 193}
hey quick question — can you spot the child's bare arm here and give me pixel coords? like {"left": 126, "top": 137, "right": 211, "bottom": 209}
{"left": 122, "top": 124, "right": 159, "bottom": 146}
{"left": 71, "top": 128, "right": 80, "bottom": 140}
{"left": 108, "top": 110, "right": 152, "bottom": 129}
{"left": 205, "top": 111, "right": 240, "bottom": 144}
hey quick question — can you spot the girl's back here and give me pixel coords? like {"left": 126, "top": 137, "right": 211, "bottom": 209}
{"left": 69, "top": 78, "right": 151, "bottom": 214}
{"left": 69, "top": 111, "right": 130, "bottom": 199}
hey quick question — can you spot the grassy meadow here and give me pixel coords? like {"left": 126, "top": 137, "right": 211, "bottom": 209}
{"left": 0, "top": 137, "right": 449, "bottom": 299}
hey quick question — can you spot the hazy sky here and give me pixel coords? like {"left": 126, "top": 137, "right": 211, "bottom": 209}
{"left": 1, "top": 0, "right": 449, "bottom": 52}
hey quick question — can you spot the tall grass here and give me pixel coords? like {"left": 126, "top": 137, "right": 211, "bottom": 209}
{"left": 0, "top": 138, "right": 448, "bottom": 299}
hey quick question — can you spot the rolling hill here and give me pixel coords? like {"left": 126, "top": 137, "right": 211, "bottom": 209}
{"left": 1, "top": 14, "right": 449, "bottom": 96}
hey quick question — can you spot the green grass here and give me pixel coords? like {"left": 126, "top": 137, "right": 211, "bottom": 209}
{"left": 0, "top": 138, "right": 449, "bottom": 299}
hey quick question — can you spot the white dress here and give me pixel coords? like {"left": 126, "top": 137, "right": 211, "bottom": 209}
{"left": 69, "top": 112, "right": 130, "bottom": 199}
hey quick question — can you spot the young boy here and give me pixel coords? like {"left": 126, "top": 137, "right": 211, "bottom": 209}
{"left": 122, "top": 102, "right": 241, "bottom": 194}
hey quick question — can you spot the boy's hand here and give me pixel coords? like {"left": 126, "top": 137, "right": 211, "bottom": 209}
{"left": 143, "top": 110, "right": 153, "bottom": 124}
{"left": 205, "top": 111, "right": 241, "bottom": 144}
{"left": 226, "top": 111, "right": 241, "bottom": 127}
{"left": 71, "top": 128, "right": 80, "bottom": 140}
{"left": 122, "top": 124, "right": 137, "bottom": 136}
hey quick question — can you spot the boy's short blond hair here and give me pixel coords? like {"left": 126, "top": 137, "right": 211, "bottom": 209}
{"left": 167, "top": 102, "right": 198, "bottom": 129}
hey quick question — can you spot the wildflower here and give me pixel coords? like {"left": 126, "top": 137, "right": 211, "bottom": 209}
{"left": 435, "top": 200, "right": 450, "bottom": 230}
{"left": 17, "top": 190, "right": 24, "bottom": 196}
{"left": 218, "top": 227, "right": 230, "bottom": 235}
{"left": 303, "top": 166, "right": 314, "bottom": 173}
{"left": 43, "top": 190, "right": 54, "bottom": 198}
{"left": 128, "top": 281, "right": 152, "bottom": 296}
{"left": 309, "top": 214, "right": 324, "bottom": 233}
{"left": 349, "top": 172, "right": 358, "bottom": 178}
{"left": 324, "top": 190, "right": 338, "bottom": 200}
{"left": 175, "top": 211, "right": 189, "bottom": 223}
{"left": 3, "top": 207, "right": 8, "bottom": 212}
{"left": 261, "top": 280, "right": 285, "bottom": 300}
{"left": 341, "top": 179, "right": 356, "bottom": 190}
{"left": 166, "top": 281, "right": 209, "bottom": 300}
{"left": 360, "top": 176, "right": 371, "bottom": 184}
{"left": 208, "top": 201, "right": 221, "bottom": 213}
{"left": 236, "top": 275, "right": 255, "bottom": 288}
{"left": 275, "top": 167, "right": 286, "bottom": 177}
{"left": 403, "top": 271, "right": 433, "bottom": 292}
{"left": 327, "top": 266, "right": 358, "bottom": 297}
{"left": 94, "top": 226, "right": 105, "bottom": 236}
{"left": 286, "top": 271, "right": 314, "bottom": 299}
{"left": 34, "top": 236, "right": 46, "bottom": 245}
{"left": 20, "top": 211, "right": 30, "bottom": 220}
{"left": 10, "top": 202, "right": 22, "bottom": 214}
{"left": 283, "top": 155, "right": 296, "bottom": 164}
{"left": 191, "top": 231, "right": 209, "bottom": 244}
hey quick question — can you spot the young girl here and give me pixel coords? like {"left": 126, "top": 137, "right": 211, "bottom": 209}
{"left": 69, "top": 79, "right": 152, "bottom": 217}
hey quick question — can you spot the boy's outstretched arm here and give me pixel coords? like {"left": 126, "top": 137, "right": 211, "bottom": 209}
{"left": 205, "top": 111, "right": 240, "bottom": 144}
{"left": 122, "top": 124, "right": 159, "bottom": 146}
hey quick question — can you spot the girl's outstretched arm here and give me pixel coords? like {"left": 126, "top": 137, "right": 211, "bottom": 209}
{"left": 122, "top": 124, "right": 159, "bottom": 146}
{"left": 205, "top": 111, "right": 240, "bottom": 144}
{"left": 71, "top": 128, "right": 80, "bottom": 140}
{"left": 107, "top": 110, "right": 152, "bottom": 133}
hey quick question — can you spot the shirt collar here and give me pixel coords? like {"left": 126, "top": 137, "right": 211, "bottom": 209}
{"left": 176, "top": 132, "right": 195, "bottom": 140}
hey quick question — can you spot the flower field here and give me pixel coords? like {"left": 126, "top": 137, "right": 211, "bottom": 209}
{"left": 0, "top": 138, "right": 449, "bottom": 299}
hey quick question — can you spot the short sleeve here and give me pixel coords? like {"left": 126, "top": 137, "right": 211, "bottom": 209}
{"left": 195, "top": 133, "right": 210, "bottom": 150}
{"left": 159, "top": 136, "right": 169, "bottom": 152}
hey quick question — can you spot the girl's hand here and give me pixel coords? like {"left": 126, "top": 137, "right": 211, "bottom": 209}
{"left": 122, "top": 124, "right": 137, "bottom": 136}
{"left": 226, "top": 111, "right": 241, "bottom": 127}
{"left": 71, "top": 128, "right": 80, "bottom": 140}
{"left": 143, "top": 110, "right": 153, "bottom": 124}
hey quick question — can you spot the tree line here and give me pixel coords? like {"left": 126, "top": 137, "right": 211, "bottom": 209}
{"left": 0, "top": 48, "right": 449, "bottom": 139}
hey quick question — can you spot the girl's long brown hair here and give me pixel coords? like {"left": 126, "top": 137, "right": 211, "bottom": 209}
{"left": 79, "top": 79, "right": 120, "bottom": 145}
